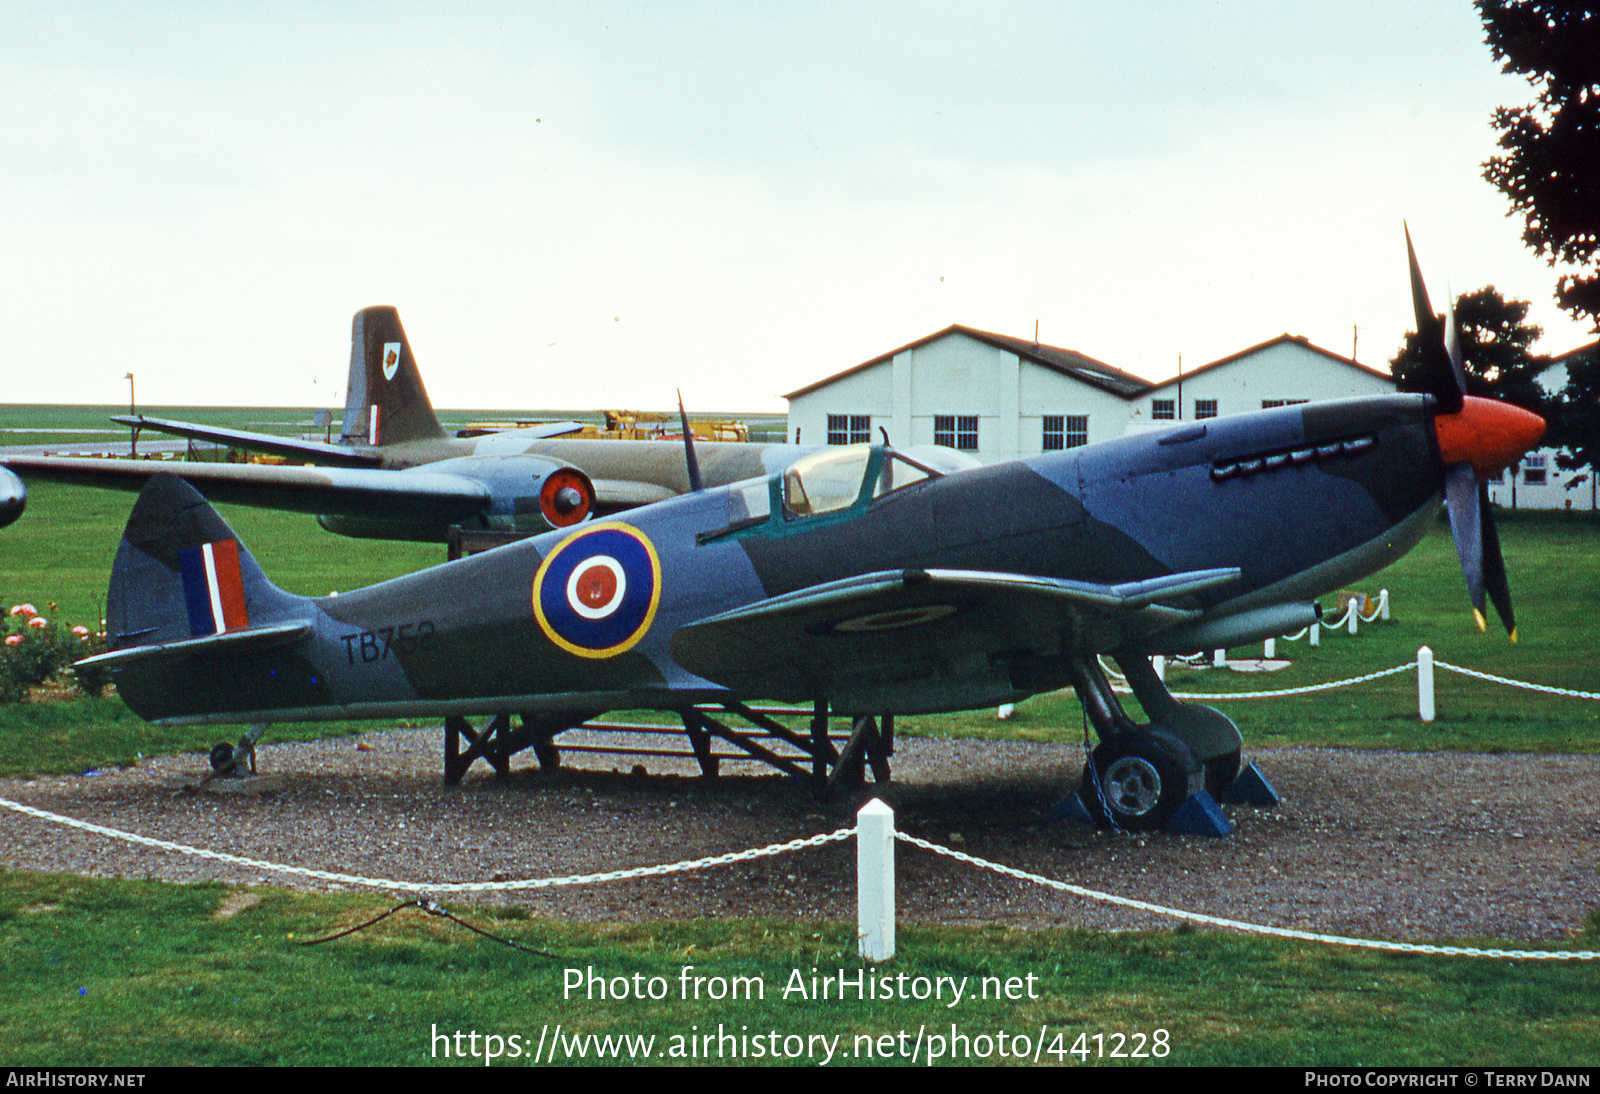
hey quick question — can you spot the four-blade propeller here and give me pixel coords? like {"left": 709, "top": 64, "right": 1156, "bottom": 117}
{"left": 1402, "top": 228, "right": 1545, "bottom": 640}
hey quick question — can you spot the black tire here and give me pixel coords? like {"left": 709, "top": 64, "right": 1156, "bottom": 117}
{"left": 1082, "top": 733, "right": 1191, "bottom": 832}
{"left": 1204, "top": 749, "right": 1241, "bottom": 800}
{"left": 209, "top": 742, "right": 236, "bottom": 773}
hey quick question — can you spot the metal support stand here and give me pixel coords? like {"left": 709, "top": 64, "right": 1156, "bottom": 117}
{"left": 433, "top": 702, "right": 894, "bottom": 797}
{"left": 443, "top": 713, "right": 514, "bottom": 784}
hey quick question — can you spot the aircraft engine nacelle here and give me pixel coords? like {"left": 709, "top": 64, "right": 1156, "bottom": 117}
{"left": 428, "top": 454, "right": 596, "bottom": 534}
{"left": 314, "top": 456, "right": 595, "bottom": 543}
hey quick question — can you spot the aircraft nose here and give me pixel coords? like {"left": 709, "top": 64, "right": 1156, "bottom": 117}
{"left": 1433, "top": 395, "right": 1545, "bottom": 481}
{"left": 0, "top": 468, "right": 25, "bottom": 529}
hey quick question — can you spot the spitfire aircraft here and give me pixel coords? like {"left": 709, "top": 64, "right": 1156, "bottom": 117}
{"left": 75, "top": 242, "right": 1544, "bottom": 831}
{"left": 0, "top": 307, "right": 903, "bottom": 544}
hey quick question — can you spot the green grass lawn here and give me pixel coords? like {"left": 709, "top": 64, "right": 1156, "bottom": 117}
{"left": 1, "top": 870, "right": 1596, "bottom": 1067}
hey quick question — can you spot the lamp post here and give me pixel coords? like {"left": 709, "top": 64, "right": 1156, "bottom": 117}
{"left": 125, "top": 372, "right": 137, "bottom": 456}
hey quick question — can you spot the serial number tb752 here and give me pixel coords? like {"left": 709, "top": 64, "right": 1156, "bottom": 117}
{"left": 339, "top": 621, "right": 436, "bottom": 664}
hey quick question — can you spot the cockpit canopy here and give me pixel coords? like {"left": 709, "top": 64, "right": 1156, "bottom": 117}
{"left": 782, "top": 445, "right": 934, "bottom": 518}
{"left": 706, "top": 444, "right": 942, "bottom": 544}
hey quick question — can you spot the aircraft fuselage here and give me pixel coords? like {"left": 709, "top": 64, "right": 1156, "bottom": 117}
{"left": 107, "top": 394, "right": 1445, "bottom": 726}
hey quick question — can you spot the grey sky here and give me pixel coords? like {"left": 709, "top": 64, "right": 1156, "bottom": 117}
{"left": 0, "top": 2, "right": 1589, "bottom": 411}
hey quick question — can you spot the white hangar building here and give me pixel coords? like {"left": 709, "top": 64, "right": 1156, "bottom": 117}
{"left": 784, "top": 325, "right": 1396, "bottom": 465}
{"left": 1486, "top": 342, "right": 1599, "bottom": 512}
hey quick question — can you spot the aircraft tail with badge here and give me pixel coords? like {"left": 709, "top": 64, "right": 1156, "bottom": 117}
{"left": 336, "top": 306, "right": 447, "bottom": 447}
{"left": 102, "top": 305, "right": 446, "bottom": 465}
{"left": 76, "top": 474, "right": 324, "bottom": 725}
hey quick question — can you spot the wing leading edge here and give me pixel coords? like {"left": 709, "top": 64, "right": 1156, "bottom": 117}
{"left": 669, "top": 566, "right": 1240, "bottom": 705}
{"left": 1, "top": 455, "right": 491, "bottom": 523}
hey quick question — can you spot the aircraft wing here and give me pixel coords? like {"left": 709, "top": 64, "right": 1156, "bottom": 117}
{"left": 669, "top": 566, "right": 1239, "bottom": 699}
{"left": 590, "top": 478, "right": 678, "bottom": 509}
{"left": 110, "top": 415, "right": 382, "bottom": 467}
{"left": 0, "top": 456, "right": 491, "bottom": 523}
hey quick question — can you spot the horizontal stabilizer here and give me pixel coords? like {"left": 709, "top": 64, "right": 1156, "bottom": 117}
{"left": 110, "top": 415, "right": 382, "bottom": 467}
{"left": 75, "top": 621, "right": 312, "bottom": 669}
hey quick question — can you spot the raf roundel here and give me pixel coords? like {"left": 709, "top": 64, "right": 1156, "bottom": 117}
{"left": 532, "top": 524, "right": 661, "bottom": 658}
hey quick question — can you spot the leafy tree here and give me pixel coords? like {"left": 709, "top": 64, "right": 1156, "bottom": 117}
{"left": 1550, "top": 342, "right": 1600, "bottom": 491}
{"left": 1479, "top": 0, "right": 1600, "bottom": 332}
{"left": 1389, "top": 285, "right": 1550, "bottom": 410}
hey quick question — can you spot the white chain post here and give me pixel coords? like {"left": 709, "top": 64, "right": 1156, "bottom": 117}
{"left": 857, "top": 799, "right": 896, "bottom": 961}
{"left": 1263, "top": 637, "right": 1275, "bottom": 659}
{"left": 1348, "top": 600, "right": 1359, "bottom": 635}
{"left": 1379, "top": 588, "right": 1390, "bottom": 621}
{"left": 1418, "top": 645, "right": 1435, "bottom": 723}
{"left": 1152, "top": 654, "right": 1165, "bottom": 682}
{"left": 1310, "top": 621, "right": 1320, "bottom": 647}
{"left": 1213, "top": 648, "right": 1226, "bottom": 668}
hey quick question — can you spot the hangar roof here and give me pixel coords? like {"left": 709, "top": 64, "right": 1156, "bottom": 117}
{"left": 1139, "top": 333, "right": 1395, "bottom": 393}
{"left": 783, "top": 323, "right": 1150, "bottom": 401}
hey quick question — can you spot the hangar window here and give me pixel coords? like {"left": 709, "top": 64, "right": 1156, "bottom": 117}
{"left": 1044, "top": 415, "right": 1087, "bottom": 449}
{"left": 935, "top": 415, "right": 979, "bottom": 450}
{"left": 1194, "top": 399, "right": 1217, "bottom": 419}
{"left": 1151, "top": 399, "right": 1175, "bottom": 420}
{"left": 1043, "top": 415, "right": 1064, "bottom": 450}
{"left": 1522, "top": 455, "right": 1547, "bottom": 485}
{"left": 1261, "top": 399, "right": 1309, "bottom": 409}
{"left": 827, "top": 414, "right": 872, "bottom": 445}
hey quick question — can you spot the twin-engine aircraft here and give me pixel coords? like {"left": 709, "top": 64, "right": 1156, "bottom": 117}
{"left": 77, "top": 242, "right": 1544, "bottom": 831}
{"left": 0, "top": 308, "right": 849, "bottom": 544}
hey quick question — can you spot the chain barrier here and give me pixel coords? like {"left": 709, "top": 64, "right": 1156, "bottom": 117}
{"left": 1435, "top": 660, "right": 1600, "bottom": 701}
{"left": 0, "top": 795, "right": 851, "bottom": 894}
{"left": 3, "top": 794, "right": 1594, "bottom": 962}
{"left": 1162, "top": 661, "right": 1418, "bottom": 700}
{"left": 894, "top": 831, "right": 1600, "bottom": 961}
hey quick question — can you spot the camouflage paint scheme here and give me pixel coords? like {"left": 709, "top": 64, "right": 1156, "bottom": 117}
{"left": 98, "top": 391, "right": 1449, "bottom": 728}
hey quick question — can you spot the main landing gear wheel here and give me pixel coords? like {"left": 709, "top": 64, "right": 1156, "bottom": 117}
{"left": 1205, "top": 748, "right": 1241, "bottom": 800}
{"left": 209, "top": 742, "right": 237, "bottom": 773}
{"left": 1082, "top": 733, "right": 1193, "bottom": 832}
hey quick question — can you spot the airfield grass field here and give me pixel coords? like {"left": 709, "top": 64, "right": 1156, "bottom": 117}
{"left": 2, "top": 411, "right": 1599, "bottom": 1066}
{"left": 1, "top": 869, "right": 1597, "bottom": 1068}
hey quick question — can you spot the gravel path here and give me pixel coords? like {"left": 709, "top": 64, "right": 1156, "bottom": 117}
{"left": 2, "top": 729, "right": 1596, "bottom": 943}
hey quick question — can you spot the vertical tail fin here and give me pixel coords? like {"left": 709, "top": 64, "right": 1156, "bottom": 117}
{"left": 96, "top": 476, "right": 321, "bottom": 723}
{"left": 106, "top": 476, "right": 302, "bottom": 652}
{"left": 338, "top": 306, "right": 447, "bottom": 447}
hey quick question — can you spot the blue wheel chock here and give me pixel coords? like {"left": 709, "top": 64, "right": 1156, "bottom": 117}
{"left": 1052, "top": 790, "right": 1099, "bottom": 827}
{"left": 1052, "top": 786, "right": 1233, "bottom": 838}
{"left": 1220, "top": 761, "right": 1279, "bottom": 806}
{"left": 1164, "top": 789, "right": 1233, "bottom": 837}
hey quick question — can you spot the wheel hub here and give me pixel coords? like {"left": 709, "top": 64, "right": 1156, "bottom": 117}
{"left": 1104, "top": 755, "right": 1162, "bottom": 817}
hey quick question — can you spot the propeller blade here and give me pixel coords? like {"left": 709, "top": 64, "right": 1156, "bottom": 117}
{"left": 677, "top": 390, "right": 703, "bottom": 493}
{"left": 1403, "top": 225, "right": 1464, "bottom": 413}
{"left": 1478, "top": 480, "right": 1517, "bottom": 640}
{"left": 1445, "top": 462, "right": 1487, "bottom": 632}
{"left": 1442, "top": 286, "right": 1469, "bottom": 399}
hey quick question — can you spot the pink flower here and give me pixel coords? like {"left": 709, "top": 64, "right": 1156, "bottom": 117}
{"left": 9, "top": 604, "right": 36, "bottom": 618}
{"left": 4, "top": 635, "right": 19, "bottom": 646}
{"left": 72, "top": 625, "right": 89, "bottom": 638}
{"left": 27, "top": 617, "right": 47, "bottom": 628}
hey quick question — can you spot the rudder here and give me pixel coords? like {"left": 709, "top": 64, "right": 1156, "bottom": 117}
{"left": 105, "top": 476, "right": 303, "bottom": 654}
{"left": 338, "top": 306, "right": 447, "bottom": 447}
